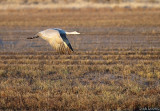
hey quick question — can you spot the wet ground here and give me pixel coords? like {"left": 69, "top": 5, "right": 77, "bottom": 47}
{"left": 0, "top": 26, "right": 160, "bottom": 52}
{"left": 0, "top": 8, "right": 160, "bottom": 52}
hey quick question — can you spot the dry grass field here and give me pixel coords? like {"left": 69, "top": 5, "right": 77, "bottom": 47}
{"left": 0, "top": 8, "right": 160, "bottom": 110}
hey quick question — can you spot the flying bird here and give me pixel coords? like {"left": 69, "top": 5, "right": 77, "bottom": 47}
{"left": 27, "top": 28, "right": 80, "bottom": 54}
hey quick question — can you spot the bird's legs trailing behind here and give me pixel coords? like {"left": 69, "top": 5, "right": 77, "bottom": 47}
{"left": 27, "top": 35, "right": 39, "bottom": 39}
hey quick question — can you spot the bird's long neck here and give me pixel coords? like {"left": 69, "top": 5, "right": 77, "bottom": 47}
{"left": 66, "top": 31, "right": 80, "bottom": 35}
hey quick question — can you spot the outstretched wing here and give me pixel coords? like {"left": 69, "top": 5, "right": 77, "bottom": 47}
{"left": 53, "top": 28, "right": 74, "bottom": 51}
{"left": 38, "top": 28, "right": 73, "bottom": 53}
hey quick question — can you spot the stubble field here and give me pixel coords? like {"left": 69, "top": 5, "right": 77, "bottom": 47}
{"left": 0, "top": 8, "right": 160, "bottom": 110}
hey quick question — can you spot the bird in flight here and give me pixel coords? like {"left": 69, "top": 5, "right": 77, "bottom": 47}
{"left": 27, "top": 28, "right": 80, "bottom": 54}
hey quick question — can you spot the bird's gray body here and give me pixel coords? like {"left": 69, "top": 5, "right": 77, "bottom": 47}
{"left": 37, "top": 28, "right": 73, "bottom": 54}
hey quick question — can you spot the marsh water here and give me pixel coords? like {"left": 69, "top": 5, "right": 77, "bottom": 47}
{"left": 0, "top": 26, "right": 160, "bottom": 52}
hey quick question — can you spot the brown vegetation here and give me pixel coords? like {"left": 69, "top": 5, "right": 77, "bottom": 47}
{"left": 0, "top": 8, "right": 160, "bottom": 28}
{"left": 0, "top": 49, "right": 160, "bottom": 110}
{"left": 0, "top": 8, "right": 160, "bottom": 110}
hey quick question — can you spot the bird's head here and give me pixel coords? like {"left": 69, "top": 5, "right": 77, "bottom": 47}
{"left": 73, "top": 31, "right": 80, "bottom": 34}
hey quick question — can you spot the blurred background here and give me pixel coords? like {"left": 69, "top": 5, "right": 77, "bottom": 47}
{"left": 0, "top": 0, "right": 160, "bottom": 9}
{"left": 0, "top": 0, "right": 160, "bottom": 4}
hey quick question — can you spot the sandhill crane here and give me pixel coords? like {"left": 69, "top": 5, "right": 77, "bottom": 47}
{"left": 27, "top": 28, "right": 80, "bottom": 54}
